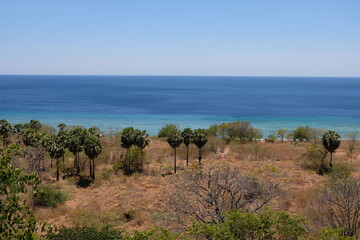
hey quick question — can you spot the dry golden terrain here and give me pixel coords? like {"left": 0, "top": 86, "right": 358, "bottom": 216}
{"left": 33, "top": 137, "right": 360, "bottom": 233}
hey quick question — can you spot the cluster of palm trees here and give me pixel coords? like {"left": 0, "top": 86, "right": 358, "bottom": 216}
{"left": 0, "top": 119, "right": 102, "bottom": 181}
{"left": 167, "top": 128, "right": 208, "bottom": 173}
{"left": 120, "top": 127, "right": 149, "bottom": 174}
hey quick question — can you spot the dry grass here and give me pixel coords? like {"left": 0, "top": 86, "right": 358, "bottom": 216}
{"left": 31, "top": 138, "right": 360, "bottom": 233}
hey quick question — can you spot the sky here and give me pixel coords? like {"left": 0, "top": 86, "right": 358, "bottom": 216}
{"left": 0, "top": 0, "right": 359, "bottom": 76}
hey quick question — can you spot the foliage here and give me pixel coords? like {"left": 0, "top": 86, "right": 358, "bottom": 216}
{"left": 266, "top": 133, "right": 277, "bottom": 143}
{"left": 299, "top": 143, "right": 327, "bottom": 172}
{"left": 22, "top": 128, "right": 43, "bottom": 147}
{"left": 123, "top": 227, "right": 180, "bottom": 240}
{"left": 216, "top": 121, "right": 263, "bottom": 142}
{"left": 121, "top": 127, "right": 149, "bottom": 149}
{"left": 192, "top": 129, "right": 208, "bottom": 165}
{"left": 182, "top": 128, "right": 193, "bottom": 167}
{"left": 114, "top": 146, "right": 145, "bottom": 175}
{"left": 157, "top": 124, "right": 178, "bottom": 138}
{"left": 0, "top": 150, "right": 41, "bottom": 239}
{"left": 315, "top": 228, "right": 357, "bottom": 240}
{"left": 34, "top": 184, "right": 68, "bottom": 208}
{"left": 47, "top": 225, "right": 122, "bottom": 240}
{"left": 289, "top": 126, "right": 312, "bottom": 141}
{"left": 277, "top": 129, "right": 287, "bottom": 142}
{"left": 0, "top": 119, "right": 12, "bottom": 146}
{"left": 119, "top": 127, "right": 149, "bottom": 175}
{"left": 322, "top": 130, "right": 341, "bottom": 167}
{"left": 167, "top": 131, "right": 182, "bottom": 173}
{"left": 326, "top": 164, "right": 352, "bottom": 183}
{"left": 84, "top": 134, "right": 103, "bottom": 180}
{"left": 190, "top": 208, "right": 306, "bottom": 240}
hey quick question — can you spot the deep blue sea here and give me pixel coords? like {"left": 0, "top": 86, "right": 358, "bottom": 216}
{"left": 0, "top": 75, "right": 359, "bottom": 137}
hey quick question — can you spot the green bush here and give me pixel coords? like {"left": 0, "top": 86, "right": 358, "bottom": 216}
{"left": 34, "top": 184, "right": 68, "bottom": 208}
{"left": 157, "top": 124, "right": 178, "bottom": 138}
{"left": 47, "top": 226, "right": 122, "bottom": 240}
{"left": 123, "top": 227, "right": 180, "bottom": 240}
{"left": 289, "top": 126, "right": 312, "bottom": 142}
{"left": 299, "top": 143, "right": 327, "bottom": 172}
{"left": 213, "top": 121, "right": 263, "bottom": 143}
{"left": 114, "top": 146, "right": 145, "bottom": 175}
{"left": 326, "top": 164, "right": 352, "bottom": 183}
{"left": 190, "top": 208, "right": 306, "bottom": 240}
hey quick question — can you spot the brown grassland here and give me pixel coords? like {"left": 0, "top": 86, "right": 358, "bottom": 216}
{"left": 30, "top": 136, "right": 360, "bottom": 235}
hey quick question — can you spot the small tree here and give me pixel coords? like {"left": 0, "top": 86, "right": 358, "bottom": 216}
{"left": 322, "top": 131, "right": 341, "bottom": 168}
{"left": 290, "top": 126, "right": 312, "bottom": 142}
{"left": 181, "top": 128, "right": 193, "bottom": 167}
{"left": 193, "top": 129, "right": 208, "bottom": 165}
{"left": 167, "top": 131, "right": 182, "bottom": 173}
{"left": 0, "top": 149, "right": 41, "bottom": 239}
{"left": 0, "top": 119, "right": 12, "bottom": 147}
{"left": 84, "top": 135, "right": 102, "bottom": 180}
{"left": 277, "top": 129, "right": 287, "bottom": 142}
{"left": 47, "top": 135, "right": 65, "bottom": 181}
{"left": 157, "top": 124, "right": 178, "bottom": 138}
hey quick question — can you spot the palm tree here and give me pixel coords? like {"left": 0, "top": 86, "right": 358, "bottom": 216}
{"left": 322, "top": 131, "right": 341, "bottom": 168}
{"left": 84, "top": 135, "right": 102, "bottom": 180}
{"left": 68, "top": 127, "right": 87, "bottom": 174}
{"left": 193, "top": 129, "right": 208, "bottom": 165}
{"left": 0, "top": 119, "right": 12, "bottom": 147}
{"left": 167, "top": 131, "right": 182, "bottom": 173}
{"left": 46, "top": 135, "right": 65, "bottom": 180}
{"left": 57, "top": 127, "right": 70, "bottom": 162}
{"left": 181, "top": 128, "right": 193, "bottom": 167}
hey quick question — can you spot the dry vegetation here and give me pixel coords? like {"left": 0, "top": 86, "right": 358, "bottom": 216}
{"left": 28, "top": 136, "right": 360, "bottom": 236}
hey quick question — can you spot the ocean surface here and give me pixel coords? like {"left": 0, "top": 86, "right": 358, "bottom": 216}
{"left": 0, "top": 75, "right": 359, "bottom": 137}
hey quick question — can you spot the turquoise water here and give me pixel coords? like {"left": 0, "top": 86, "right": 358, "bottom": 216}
{"left": 0, "top": 75, "right": 359, "bottom": 137}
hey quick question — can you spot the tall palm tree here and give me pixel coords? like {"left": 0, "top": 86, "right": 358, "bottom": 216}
{"left": 322, "top": 131, "right": 341, "bottom": 168}
{"left": 193, "top": 129, "right": 208, "bottom": 166}
{"left": 84, "top": 135, "right": 102, "bottom": 180}
{"left": 46, "top": 135, "right": 65, "bottom": 180}
{"left": 167, "top": 131, "right": 182, "bottom": 173}
{"left": 181, "top": 128, "right": 193, "bottom": 167}
{"left": 68, "top": 127, "right": 87, "bottom": 174}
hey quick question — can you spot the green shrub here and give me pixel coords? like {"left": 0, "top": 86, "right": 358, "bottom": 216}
{"left": 289, "top": 126, "right": 312, "bottom": 142}
{"left": 217, "top": 121, "right": 263, "bottom": 142}
{"left": 326, "top": 164, "right": 352, "bottom": 183}
{"left": 123, "top": 227, "right": 180, "bottom": 240}
{"left": 114, "top": 146, "right": 145, "bottom": 175}
{"left": 190, "top": 208, "right": 306, "bottom": 240}
{"left": 34, "top": 184, "right": 68, "bottom": 208}
{"left": 299, "top": 143, "right": 327, "bottom": 172}
{"left": 157, "top": 124, "right": 178, "bottom": 138}
{"left": 47, "top": 226, "right": 122, "bottom": 240}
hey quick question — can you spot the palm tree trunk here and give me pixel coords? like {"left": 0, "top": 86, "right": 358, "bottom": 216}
{"left": 198, "top": 147, "right": 202, "bottom": 165}
{"left": 89, "top": 158, "right": 92, "bottom": 180}
{"left": 174, "top": 148, "right": 177, "bottom": 173}
{"left": 50, "top": 158, "right": 53, "bottom": 168}
{"left": 186, "top": 146, "right": 189, "bottom": 167}
{"left": 330, "top": 152, "right": 333, "bottom": 168}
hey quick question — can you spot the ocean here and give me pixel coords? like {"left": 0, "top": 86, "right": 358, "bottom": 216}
{"left": 0, "top": 75, "right": 359, "bottom": 137}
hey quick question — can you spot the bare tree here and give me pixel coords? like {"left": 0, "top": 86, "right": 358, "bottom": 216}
{"left": 171, "top": 165, "right": 279, "bottom": 224}
{"left": 309, "top": 177, "right": 360, "bottom": 237}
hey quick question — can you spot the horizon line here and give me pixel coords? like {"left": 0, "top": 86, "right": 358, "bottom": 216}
{"left": 0, "top": 74, "right": 359, "bottom": 78}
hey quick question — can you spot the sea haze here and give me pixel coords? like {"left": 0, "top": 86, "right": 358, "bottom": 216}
{"left": 0, "top": 75, "right": 359, "bottom": 136}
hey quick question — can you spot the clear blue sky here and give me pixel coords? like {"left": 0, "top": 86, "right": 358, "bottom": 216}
{"left": 1, "top": 0, "right": 359, "bottom": 76}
